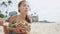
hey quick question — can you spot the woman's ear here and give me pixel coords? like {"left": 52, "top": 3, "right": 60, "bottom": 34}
{"left": 18, "top": 7, "right": 20, "bottom": 10}
{"left": 18, "top": 7, "right": 20, "bottom": 12}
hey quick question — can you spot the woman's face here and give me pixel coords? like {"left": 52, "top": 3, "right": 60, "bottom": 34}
{"left": 18, "top": 2, "right": 30, "bottom": 14}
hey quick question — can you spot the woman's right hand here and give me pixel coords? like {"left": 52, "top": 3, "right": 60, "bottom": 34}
{"left": 14, "top": 28, "right": 20, "bottom": 34}
{"left": 8, "top": 27, "right": 20, "bottom": 34}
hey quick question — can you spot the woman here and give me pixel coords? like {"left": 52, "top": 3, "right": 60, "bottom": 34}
{"left": 8, "top": 0, "right": 32, "bottom": 34}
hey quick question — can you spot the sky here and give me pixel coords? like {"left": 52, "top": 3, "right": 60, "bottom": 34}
{"left": 28, "top": 0, "right": 60, "bottom": 23}
{"left": 0, "top": 0, "right": 60, "bottom": 23}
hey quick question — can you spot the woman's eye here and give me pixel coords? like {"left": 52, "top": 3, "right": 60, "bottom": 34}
{"left": 23, "top": 4, "right": 29, "bottom": 7}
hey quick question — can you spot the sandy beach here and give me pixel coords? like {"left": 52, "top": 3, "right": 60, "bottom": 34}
{"left": 30, "top": 22, "right": 60, "bottom": 34}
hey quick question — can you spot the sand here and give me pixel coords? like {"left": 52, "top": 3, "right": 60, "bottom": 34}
{"left": 30, "top": 22, "right": 60, "bottom": 34}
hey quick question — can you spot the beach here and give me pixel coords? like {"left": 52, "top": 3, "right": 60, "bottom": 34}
{"left": 30, "top": 22, "right": 60, "bottom": 34}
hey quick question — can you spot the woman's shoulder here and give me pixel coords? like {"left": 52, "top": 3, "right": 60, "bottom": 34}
{"left": 9, "top": 15, "right": 18, "bottom": 21}
{"left": 10, "top": 15, "right": 18, "bottom": 19}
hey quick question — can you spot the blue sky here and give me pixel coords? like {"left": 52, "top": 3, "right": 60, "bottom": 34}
{"left": 0, "top": 0, "right": 60, "bottom": 23}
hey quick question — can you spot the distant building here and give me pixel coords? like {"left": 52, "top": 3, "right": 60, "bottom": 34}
{"left": 29, "top": 12, "right": 39, "bottom": 22}
{"left": 31, "top": 15, "right": 38, "bottom": 22}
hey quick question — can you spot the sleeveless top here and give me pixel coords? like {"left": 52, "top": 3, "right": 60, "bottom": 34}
{"left": 9, "top": 15, "right": 31, "bottom": 34}
{"left": 9, "top": 15, "right": 30, "bottom": 28}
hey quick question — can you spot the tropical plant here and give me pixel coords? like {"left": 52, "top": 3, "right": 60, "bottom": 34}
{"left": 0, "top": 0, "right": 12, "bottom": 17}
{"left": 0, "top": 13, "right": 5, "bottom": 18}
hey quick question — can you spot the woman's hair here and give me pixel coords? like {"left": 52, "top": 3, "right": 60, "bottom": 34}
{"left": 18, "top": 1, "right": 31, "bottom": 23}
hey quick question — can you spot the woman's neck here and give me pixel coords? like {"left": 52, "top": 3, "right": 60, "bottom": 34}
{"left": 19, "top": 13, "right": 26, "bottom": 20}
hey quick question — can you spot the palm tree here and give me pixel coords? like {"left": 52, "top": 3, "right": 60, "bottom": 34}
{"left": 0, "top": 13, "right": 5, "bottom": 18}
{"left": 34, "top": 12, "right": 36, "bottom": 15}
{"left": 8, "top": 0, "right": 12, "bottom": 5}
{"left": 0, "top": 0, "right": 12, "bottom": 17}
{"left": 0, "top": 10, "right": 1, "bottom": 14}
{"left": 1, "top": 1, "right": 7, "bottom": 7}
{"left": 31, "top": 13, "right": 33, "bottom": 16}
{"left": 5, "top": 11, "right": 8, "bottom": 17}
{"left": 1, "top": 0, "right": 12, "bottom": 6}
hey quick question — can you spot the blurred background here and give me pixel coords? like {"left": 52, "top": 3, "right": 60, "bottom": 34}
{"left": 0, "top": 0, "right": 60, "bottom": 23}
{"left": 0, "top": 0, "right": 60, "bottom": 34}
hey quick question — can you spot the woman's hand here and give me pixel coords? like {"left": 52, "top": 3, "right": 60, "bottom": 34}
{"left": 14, "top": 28, "right": 20, "bottom": 34}
{"left": 25, "top": 24, "right": 31, "bottom": 32}
{"left": 0, "top": 18, "right": 5, "bottom": 25}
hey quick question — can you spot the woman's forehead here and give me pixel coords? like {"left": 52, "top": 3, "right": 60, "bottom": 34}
{"left": 21, "top": 2, "right": 29, "bottom": 5}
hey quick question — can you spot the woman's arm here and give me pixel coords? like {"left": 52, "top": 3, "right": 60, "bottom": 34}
{"left": 8, "top": 16, "right": 17, "bottom": 30}
{"left": 9, "top": 16, "right": 15, "bottom": 25}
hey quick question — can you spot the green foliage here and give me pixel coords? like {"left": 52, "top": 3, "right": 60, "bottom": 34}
{"left": 0, "top": 14, "right": 4, "bottom": 18}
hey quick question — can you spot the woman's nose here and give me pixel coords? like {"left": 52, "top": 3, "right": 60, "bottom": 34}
{"left": 26, "top": 7, "right": 28, "bottom": 9}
